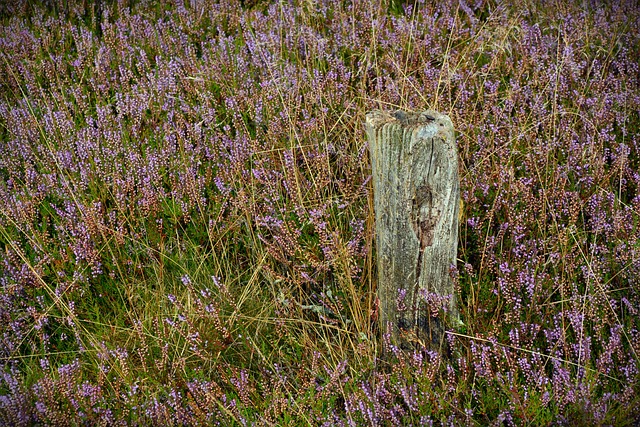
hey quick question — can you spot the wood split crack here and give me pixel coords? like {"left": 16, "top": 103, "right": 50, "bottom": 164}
{"left": 410, "top": 183, "right": 441, "bottom": 335}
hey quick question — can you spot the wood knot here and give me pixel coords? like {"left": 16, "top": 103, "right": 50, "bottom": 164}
{"left": 411, "top": 184, "right": 440, "bottom": 249}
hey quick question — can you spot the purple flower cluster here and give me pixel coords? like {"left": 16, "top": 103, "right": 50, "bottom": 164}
{"left": 1, "top": 0, "right": 639, "bottom": 424}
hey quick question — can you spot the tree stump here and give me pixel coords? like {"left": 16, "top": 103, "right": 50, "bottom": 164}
{"left": 365, "top": 109, "right": 460, "bottom": 353}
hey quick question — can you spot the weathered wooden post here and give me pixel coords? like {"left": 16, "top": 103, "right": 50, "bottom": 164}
{"left": 365, "top": 109, "right": 460, "bottom": 353}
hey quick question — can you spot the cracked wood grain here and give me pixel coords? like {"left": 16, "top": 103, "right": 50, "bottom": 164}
{"left": 365, "top": 109, "right": 460, "bottom": 354}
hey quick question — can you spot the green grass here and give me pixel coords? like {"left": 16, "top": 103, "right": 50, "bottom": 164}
{"left": 1, "top": 0, "right": 639, "bottom": 424}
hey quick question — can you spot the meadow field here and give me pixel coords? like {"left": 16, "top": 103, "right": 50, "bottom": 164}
{"left": 1, "top": 0, "right": 639, "bottom": 424}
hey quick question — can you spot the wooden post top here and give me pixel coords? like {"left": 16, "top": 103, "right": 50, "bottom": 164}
{"left": 365, "top": 109, "right": 455, "bottom": 147}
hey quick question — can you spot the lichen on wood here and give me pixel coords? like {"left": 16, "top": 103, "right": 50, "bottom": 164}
{"left": 365, "top": 109, "right": 460, "bottom": 353}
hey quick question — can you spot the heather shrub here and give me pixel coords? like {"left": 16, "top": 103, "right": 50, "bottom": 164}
{"left": 1, "top": 0, "right": 639, "bottom": 425}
